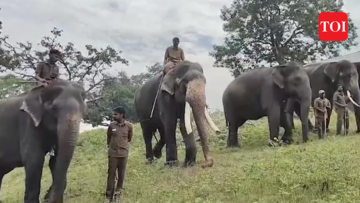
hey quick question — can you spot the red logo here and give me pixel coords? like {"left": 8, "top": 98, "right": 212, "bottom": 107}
{"left": 318, "top": 12, "right": 348, "bottom": 41}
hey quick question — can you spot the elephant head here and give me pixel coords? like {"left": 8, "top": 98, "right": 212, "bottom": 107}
{"left": 323, "top": 60, "right": 360, "bottom": 107}
{"left": 20, "top": 79, "right": 86, "bottom": 202}
{"left": 163, "top": 61, "right": 220, "bottom": 167}
{"left": 272, "top": 61, "right": 312, "bottom": 141}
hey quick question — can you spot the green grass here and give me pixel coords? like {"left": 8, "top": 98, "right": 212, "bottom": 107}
{"left": 2, "top": 111, "right": 360, "bottom": 203}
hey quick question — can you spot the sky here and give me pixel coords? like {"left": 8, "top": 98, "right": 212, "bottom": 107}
{"left": 1, "top": 0, "right": 360, "bottom": 110}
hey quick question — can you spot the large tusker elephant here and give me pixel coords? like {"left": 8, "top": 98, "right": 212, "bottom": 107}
{"left": 134, "top": 61, "right": 220, "bottom": 167}
{"left": 223, "top": 61, "right": 311, "bottom": 147}
{"left": 0, "top": 79, "right": 87, "bottom": 203}
{"left": 287, "top": 60, "right": 360, "bottom": 133}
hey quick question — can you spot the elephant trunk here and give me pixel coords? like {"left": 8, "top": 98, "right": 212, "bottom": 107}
{"left": 49, "top": 106, "right": 81, "bottom": 202}
{"left": 185, "top": 78, "right": 215, "bottom": 168}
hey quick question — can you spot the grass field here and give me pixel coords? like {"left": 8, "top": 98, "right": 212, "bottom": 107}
{"left": 2, "top": 111, "right": 360, "bottom": 203}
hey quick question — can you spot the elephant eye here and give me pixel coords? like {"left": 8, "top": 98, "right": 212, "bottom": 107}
{"left": 292, "top": 76, "right": 301, "bottom": 85}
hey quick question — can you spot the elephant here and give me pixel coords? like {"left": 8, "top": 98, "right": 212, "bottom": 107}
{"left": 222, "top": 61, "right": 311, "bottom": 147}
{"left": 134, "top": 60, "right": 220, "bottom": 167}
{"left": 287, "top": 60, "right": 360, "bottom": 134}
{"left": 0, "top": 79, "right": 87, "bottom": 203}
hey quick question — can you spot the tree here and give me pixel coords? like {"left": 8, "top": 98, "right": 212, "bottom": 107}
{"left": 210, "top": 0, "right": 359, "bottom": 74}
{"left": 130, "top": 62, "right": 162, "bottom": 87}
{"left": 84, "top": 62, "right": 162, "bottom": 126}
{"left": 0, "top": 27, "right": 129, "bottom": 99}
{"left": 0, "top": 74, "right": 35, "bottom": 99}
{"left": 84, "top": 71, "right": 138, "bottom": 126}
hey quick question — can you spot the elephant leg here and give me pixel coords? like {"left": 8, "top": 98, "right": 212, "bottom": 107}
{"left": 294, "top": 102, "right": 315, "bottom": 133}
{"left": 140, "top": 122, "right": 154, "bottom": 163}
{"left": 355, "top": 111, "right": 360, "bottom": 133}
{"left": 268, "top": 104, "right": 281, "bottom": 143}
{"left": 179, "top": 119, "right": 197, "bottom": 167}
{"left": 227, "top": 119, "right": 245, "bottom": 148}
{"left": 23, "top": 154, "right": 45, "bottom": 203}
{"left": 281, "top": 110, "right": 293, "bottom": 144}
{"left": 153, "top": 127, "right": 165, "bottom": 159}
{"left": 159, "top": 93, "right": 179, "bottom": 166}
{"left": 43, "top": 153, "right": 66, "bottom": 203}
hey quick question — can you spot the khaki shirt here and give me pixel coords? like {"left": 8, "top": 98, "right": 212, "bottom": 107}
{"left": 314, "top": 97, "right": 330, "bottom": 119}
{"left": 164, "top": 46, "right": 185, "bottom": 64}
{"left": 35, "top": 61, "right": 59, "bottom": 81}
{"left": 333, "top": 91, "right": 347, "bottom": 110}
{"left": 107, "top": 121, "right": 133, "bottom": 157}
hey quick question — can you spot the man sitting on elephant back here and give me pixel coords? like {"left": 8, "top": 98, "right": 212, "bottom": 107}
{"left": 160, "top": 37, "right": 185, "bottom": 95}
{"left": 163, "top": 37, "right": 185, "bottom": 75}
{"left": 314, "top": 90, "right": 331, "bottom": 139}
{"left": 35, "top": 49, "right": 61, "bottom": 87}
{"left": 333, "top": 85, "right": 349, "bottom": 135}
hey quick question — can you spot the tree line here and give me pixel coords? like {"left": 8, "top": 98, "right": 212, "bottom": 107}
{"left": 0, "top": 0, "right": 357, "bottom": 125}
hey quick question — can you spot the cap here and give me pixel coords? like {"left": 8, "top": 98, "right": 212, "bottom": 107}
{"left": 319, "top": 90, "right": 325, "bottom": 94}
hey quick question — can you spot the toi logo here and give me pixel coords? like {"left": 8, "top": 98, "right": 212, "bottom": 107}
{"left": 318, "top": 12, "right": 348, "bottom": 41}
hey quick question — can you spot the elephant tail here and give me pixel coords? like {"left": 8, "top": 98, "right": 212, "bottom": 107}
{"left": 224, "top": 110, "right": 229, "bottom": 128}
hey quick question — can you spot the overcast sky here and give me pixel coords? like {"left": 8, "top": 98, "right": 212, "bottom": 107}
{"left": 1, "top": 0, "right": 360, "bottom": 110}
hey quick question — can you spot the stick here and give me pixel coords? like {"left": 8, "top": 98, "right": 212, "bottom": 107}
{"left": 324, "top": 114, "right": 327, "bottom": 137}
{"left": 150, "top": 75, "right": 164, "bottom": 118}
{"left": 344, "top": 110, "right": 347, "bottom": 135}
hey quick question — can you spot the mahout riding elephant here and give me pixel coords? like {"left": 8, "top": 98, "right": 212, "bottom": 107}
{"left": 0, "top": 79, "right": 87, "bottom": 203}
{"left": 134, "top": 60, "right": 220, "bottom": 167}
{"left": 286, "top": 60, "right": 360, "bottom": 133}
{"left": 223, "top": 61, "right": 311, "bottom": 147}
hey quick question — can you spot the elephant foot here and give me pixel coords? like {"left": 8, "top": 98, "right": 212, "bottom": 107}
{"left": 183, "top": 160, "right": 196, "bottom": 168}
{"left": 183, "top": 156, "right": 196, "bottom": 168}
{"left": 145, "top": 158, "right": 154, "bottom": 164}
{"left": 267, "top": 139, "right": 279, "bottom": 147}
{"left": 227, "top": 141, "right": 240, "bottom": 148}
{"left": 326, "top": 128, "right": 330, "bottom": 133}
{"left": 164, "top": 160, "right": 179, "bottom": 167}
{"left": 201, "top": 156, "right": 214, "bottom": 168}
{"left": 279, "top": 139, "right": 291, "bottom": 146}
{"left": 356, "top": 129, "right": 360, "bottom": 133}
{"left": 153, "top": 149, "right": 162, "bottom": 159}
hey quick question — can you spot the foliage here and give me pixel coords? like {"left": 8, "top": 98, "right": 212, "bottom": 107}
{"left": 3, "top": 112, "right": 360, "bottom": 202}
{"left": 130, "top": 62, "right": 162, "bottom": 87}
{"left": 210, "top": 0, "right": 359, "bottom": 76}
{"left": 0, "top": 74, "right": 35, "bottom": 99}
{"left": 0, "top": 27, "right": 129, "bottom": 97}
{"left": 85, "top": 62, "right": 163, "bottom": 126}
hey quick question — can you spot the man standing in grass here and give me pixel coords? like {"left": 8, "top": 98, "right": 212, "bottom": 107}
{"left": 105, "top": 106, "right": 133, "bottom": 202}
{"left": 333, "top": 85, "right": 349, "bottom": 135}
{"left": 314, "top": 90, "right": 331, "bottom": 138}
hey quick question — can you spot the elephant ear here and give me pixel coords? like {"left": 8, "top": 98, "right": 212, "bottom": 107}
{"left": 323, "top": 62, "right": 338, "bottom": 83}
{"left": 272, "top": 65, "right": 287, "bottom": 89}
{"left": 20, "top": 85, "right": 63, "bottom": 127}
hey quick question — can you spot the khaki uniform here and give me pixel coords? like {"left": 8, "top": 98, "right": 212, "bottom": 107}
{"left": 163, "top": 46, "right": 185, "bottom": 74}
{"left": 333, "top": 91, "right": 349, "bottom": 134}
{"left": 313, "top": 97, "right": 330, "bottom": 138}
{"left": 161, "top": 46, "right": 185, "bottom": 95}
{"left": 35, "top": 61, "right": 59, "bottom": 85}
{"left": 105, "top": 121, "right": 133, "bottom": 199}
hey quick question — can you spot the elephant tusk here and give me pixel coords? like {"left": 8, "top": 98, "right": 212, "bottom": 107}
{"left": 347, "top": 90, "right": 360, "bottom": 107}
{"left": 184, "top": 102, "right": 193, "bottom": 134}
{"left": 204, "top": 107, "right": 221, "bottom": 134}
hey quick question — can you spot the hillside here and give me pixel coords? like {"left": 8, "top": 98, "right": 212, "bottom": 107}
{"left": 2, "top": 112, "right": 360, "bottom": 203}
